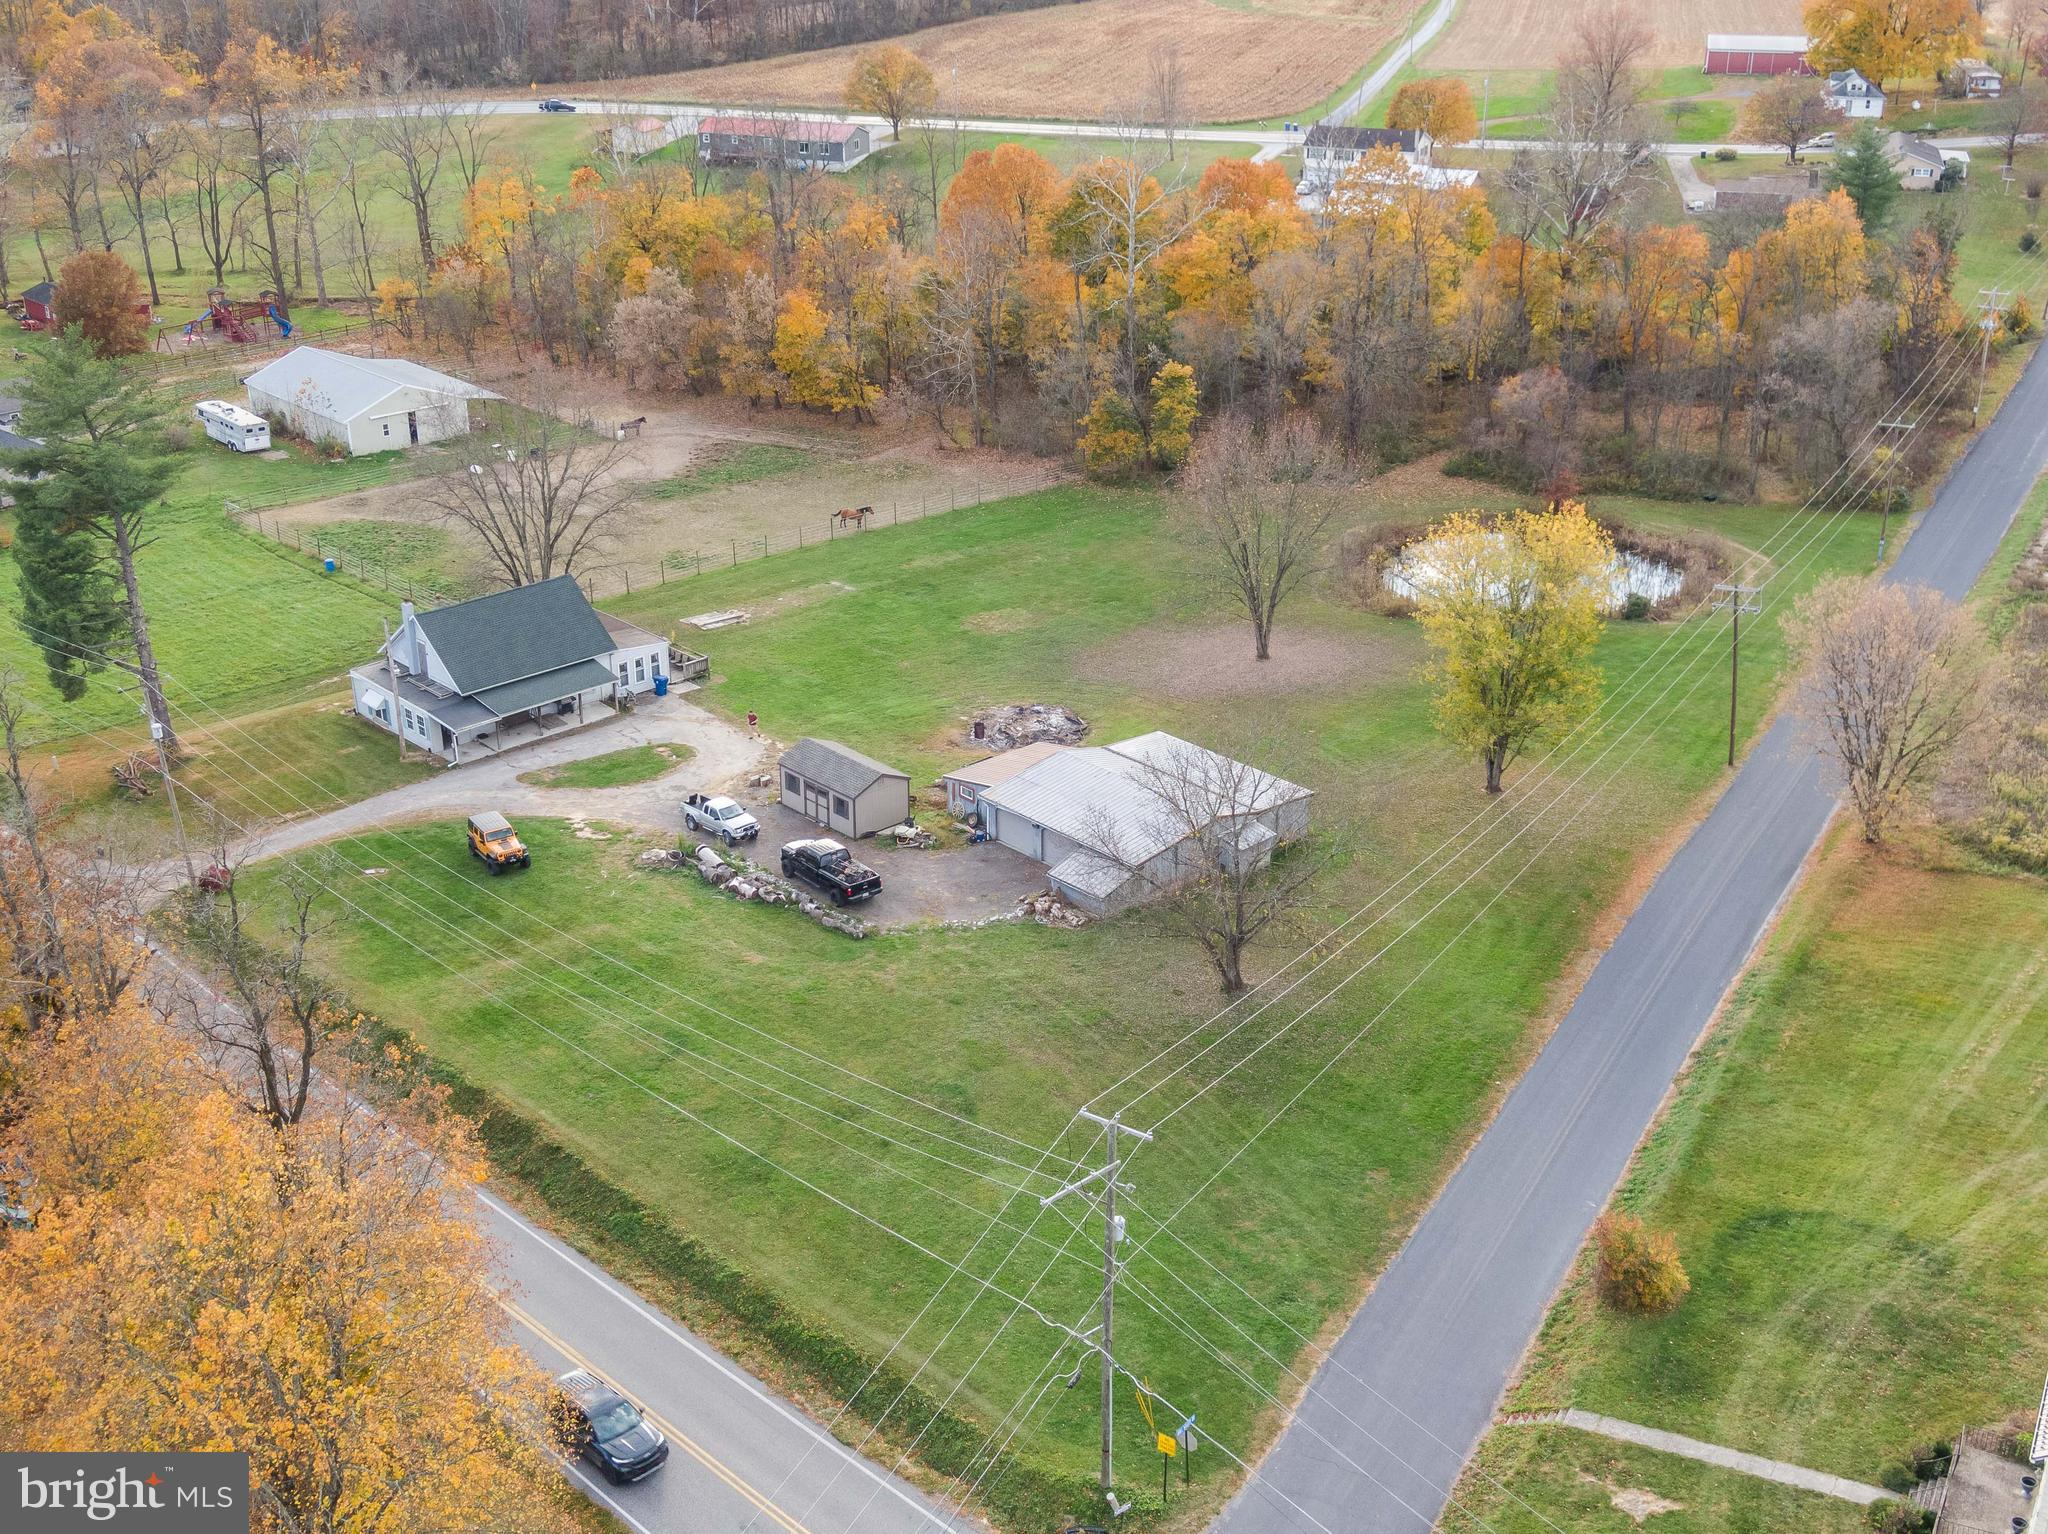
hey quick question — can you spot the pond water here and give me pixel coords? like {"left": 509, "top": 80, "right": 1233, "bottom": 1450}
{"left": 1381, "top": 534, "right": 1687, "bottom": 614}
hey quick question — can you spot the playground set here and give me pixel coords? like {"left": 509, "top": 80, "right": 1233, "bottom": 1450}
{"left": 155, "top": 287, "right": 293, "bottom": 352}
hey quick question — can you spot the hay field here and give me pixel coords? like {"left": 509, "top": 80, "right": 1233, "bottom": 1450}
{"left": 604, "top": 0, "right": 1405, "bottom": 122}
{"left": 1427, "top": 0, "right": 1805, "bottom": 69}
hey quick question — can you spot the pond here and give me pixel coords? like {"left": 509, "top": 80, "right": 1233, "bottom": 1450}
{"left": 1381, "top": 533, "right": 1687, "bottom": 614}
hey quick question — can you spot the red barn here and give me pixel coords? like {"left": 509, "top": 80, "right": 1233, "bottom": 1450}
{"left": 1704, "top": 33, "right": 1814, "bottom": 75}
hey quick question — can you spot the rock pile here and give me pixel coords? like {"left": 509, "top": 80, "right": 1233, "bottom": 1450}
{"left": 967, "top": 703, "right": 1088, "bottom": 752}
{"left": 1017, "top": 889, "right": 1088, "bottom": 927}
{"left": 668, "top": 841, "right": 872, "bottom": 938}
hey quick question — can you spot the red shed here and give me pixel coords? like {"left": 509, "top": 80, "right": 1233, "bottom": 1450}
{"left": 18, "top": 281, "right": 55, "bottom": 330}
{"left": 1704, "top": 33, "right": 1814, "bottom": 75}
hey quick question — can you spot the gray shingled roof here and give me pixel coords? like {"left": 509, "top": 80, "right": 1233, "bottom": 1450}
{"left": 781, "top": 738, "right": 908, "bottom": 798}
{"left": 413, "top": 575, "right": 616, "bottom": 695}
{"left": 472, "top": 658, "right": 617, "bottom": 717}
{"left": 1304, "top": 125, "right": 1422, "bottom": 154}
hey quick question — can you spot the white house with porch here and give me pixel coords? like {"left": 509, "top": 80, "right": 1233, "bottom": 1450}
{"left": 349, "top": 576, "right": 670, "bottom": 764}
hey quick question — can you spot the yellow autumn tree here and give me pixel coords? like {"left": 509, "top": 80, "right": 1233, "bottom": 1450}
{"left": 0, "top": 882, "right": 580, "bottom": 1533}
{"left": 843, "top": 41, "right": 937, "bottom": 140}
{"left": 1387, "top": 77, "right": 1479, "bottom": 154}
{"left": 1803, "top": 0, "right": 1979, "bottom": 93}
{"left": 1149, "top": 360, "right": 1198, "bottom": 468}
{"left": 1413, "top": 502, "right": 1615, "bottom": 793}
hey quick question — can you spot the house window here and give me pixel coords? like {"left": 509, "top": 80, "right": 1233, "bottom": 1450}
{"left": 832, "top": 794, "right": 851, "bottom": 819}
{"left": 797, "top": 140, "right": 810, "bottom": 154}
{"left": 618, "top": 663, "right": 629, "bottom": 686}
{"left": 382, "top": 422, "right": 391, "bottom": 437}
{"left": 634, "top": 656, "right": 646, "bottom": 680}
{"left": 783, "top": 771, "right": 801, "bottom": 795}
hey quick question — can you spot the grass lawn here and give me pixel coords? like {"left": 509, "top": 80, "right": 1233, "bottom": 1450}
{"left": 1454, "top": 480, "right": 2048, "bottom": 1531}
{"left": 517, "top": 743, "right": 693, "bottom": 788}
{"left": 222, "top": 468, "right": 1874, "bottom": 1519}
{"left": 1459, "top": 1425, "right": 1873, "bottom": 1533}
{"left": 645, "top": 442, "right": 821, "bottom": 500}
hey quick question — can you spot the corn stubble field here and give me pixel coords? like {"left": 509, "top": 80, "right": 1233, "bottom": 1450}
{"left": 1426, "top": 0, "right": 1806, "bottom": 69}
{"left": 604, "top": 0, "right": 1406, "bottom": 120}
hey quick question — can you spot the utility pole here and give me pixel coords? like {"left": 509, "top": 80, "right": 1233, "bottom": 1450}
{"left": 140, "top": 687, "right": 197, "bottom": 886}
{"left": 1873, "top": 417, "right": 1914, "bottom": 564}
{"left": 1976, "top": 287, "right": 2013, "bottom": 418}
{"left": 1711, "top": 583, "right": 1761, "bottom": 769}
{"left": 1042, "top": 1108, "right": 1154, "bottom": 1495}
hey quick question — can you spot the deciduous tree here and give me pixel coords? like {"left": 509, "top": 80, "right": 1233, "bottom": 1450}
{"left": 1804, "top": 0, "right": 1980, "bottom": 93}
{"left": 1593, "top": 1213, "right": 1690, "bottom": 1315}
{"left": 1414, "top": 501, "right": 1614, "bottom": 793}
{"left": 1738, "top": 74, "right": 1846, "bottom": 164}
{"left": 1387, "top": 77, "right": 1479, "bottom": 157}
{"left": 1787, "top": 577, "right": 1986, "bottom": 841}
{"left": 844, "top": 42, "right": 936, "bottom": 143}
{"left": 431, "top": 404, "right": 636, "bottom": 588}
{"left": 51, "top": 248, "right": 147, "bottom": 355}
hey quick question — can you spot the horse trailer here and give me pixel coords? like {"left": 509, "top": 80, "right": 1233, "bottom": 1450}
{"left": 195, "top": 399, "right": 272, "bottom": 452}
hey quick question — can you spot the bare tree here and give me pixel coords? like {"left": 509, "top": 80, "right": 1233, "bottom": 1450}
{"left": 1183, "top": 413, "right": 1347, "bottom": 661}
{"left": 1148, "top": 41, "right": 1188, "bottom": 163}
{"left": 175, "top": 856, "right": 340, "bottom": 1130}
{"left": 1787, "top": 578, "right": 1988, "bottom": 843}
{"left": 366, "top": 73, "right": 458, "bottom": 272}
{"left": 1989, "top": 84, "right": 2048, "bottom": 169}
{"left": 1084, "top": 737, "right": 1328, "bottom": 995}
{"left": 447, "top": 97, "right": 502, "bottom": 195}
{"left": 429, "top": 405, "right": 637, "bottom": 588}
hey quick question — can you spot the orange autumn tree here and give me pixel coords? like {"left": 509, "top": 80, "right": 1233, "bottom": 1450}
{"left": 1804, "top": 0, "right": 1980, "bottom": 93}
{"left": 52, "top": 249, "right": 149, "bottom": 355}
{"left": 1387, "top": 77, "right": 1480, "bottom": 157}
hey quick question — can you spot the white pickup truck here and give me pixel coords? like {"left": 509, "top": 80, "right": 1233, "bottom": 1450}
{"left": 683, "top": 793, "right": 760, "bottom": 845}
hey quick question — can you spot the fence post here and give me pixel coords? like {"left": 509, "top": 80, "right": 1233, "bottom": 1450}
{"left": 624, "top": 568, "right": 631, "bottom": 594}
{"left": 731, "top": 540, "right": 738, "bottom": 567}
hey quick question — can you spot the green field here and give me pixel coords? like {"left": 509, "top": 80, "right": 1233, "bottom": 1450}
{"left": 1453, "top": 484, "right": 2048, "bottom": 1532}
{"left": 220, "top": 470, "right": 1876, "bottom": 1520}
{"left": 517, "top": 743, "right": 692, "bottom": 788}
{"left": 1461, "top": 1425, "right": 1872, "bottom": 1534}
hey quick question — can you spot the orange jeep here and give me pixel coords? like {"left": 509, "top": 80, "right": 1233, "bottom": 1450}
{"left": 467, "top": 812, "right": 531, "bottom": 873}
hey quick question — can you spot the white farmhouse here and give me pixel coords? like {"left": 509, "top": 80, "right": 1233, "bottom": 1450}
{"left": 244, "top": 346, "right": 497, "bottom": 456}
{"left": 974, "top": 732, "right": 1313, "bottom": 915}
{"left": 1824, "top": 68, "right": 1886, "bottom": 118}
{"left": 350, "top": 576, "right": 671, "bottom": 764}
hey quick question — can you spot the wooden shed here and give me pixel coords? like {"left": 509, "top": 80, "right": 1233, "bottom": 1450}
{"left": 779, "top": 738, "right": 911, "bottom": 839}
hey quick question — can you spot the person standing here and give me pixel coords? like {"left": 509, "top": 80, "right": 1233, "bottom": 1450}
{"left": 747, "top": 710, "right": 759, "bottom": 738}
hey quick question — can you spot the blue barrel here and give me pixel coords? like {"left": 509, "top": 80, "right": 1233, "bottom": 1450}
{"left": 653, "top": 674, "right": 669, "bottom": 697}
{"left": 323, "top": 557, "right": 336, "bottom": 573}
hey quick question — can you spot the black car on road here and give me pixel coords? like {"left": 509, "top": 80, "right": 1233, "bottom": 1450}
{"left": 550, "top": 1369, "right": 669, "bottom": 1484}
{"left": 780, "top": 838, "right": 882, "bottom": 906}
{"left": 538, "top": 97, "right": 577, "bottom": 111}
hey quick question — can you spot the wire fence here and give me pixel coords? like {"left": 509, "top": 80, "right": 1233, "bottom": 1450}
{"left": 225, "top": 460, "right": 1076, "bottom": 610}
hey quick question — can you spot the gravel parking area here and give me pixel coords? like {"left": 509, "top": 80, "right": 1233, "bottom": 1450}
{"left": 747, "top": 802, "right": 1046, "bottom": 928}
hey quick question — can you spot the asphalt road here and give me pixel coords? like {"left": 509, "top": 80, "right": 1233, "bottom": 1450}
{"left": 480, "top": 1188, "right": 975, "bottom": 1534}
{"left": 1208, "top": 329, "right": 2048, "bottom": 1532}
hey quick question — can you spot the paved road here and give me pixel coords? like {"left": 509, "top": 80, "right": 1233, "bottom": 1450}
{"left": 481, "top": 1189, "right": 973, "bottom": 1534}
{"left": 1320, "top": 0, "right": 1458, "bottom": 126}
{"left": 1208, "top": 322, "right": 2048, "bottom": 1532}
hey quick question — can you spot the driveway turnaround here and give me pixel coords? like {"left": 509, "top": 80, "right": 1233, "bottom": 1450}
{"left": 1209, "top": 345, "right": 2048, "bottom": 1532}
{"left": 484, "top": 1189, "right": 973, "bottom": 1534}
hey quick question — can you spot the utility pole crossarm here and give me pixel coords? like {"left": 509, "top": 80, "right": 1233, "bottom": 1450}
{"left": 1711, "top": 583, "right": 1763, "bottom": 770}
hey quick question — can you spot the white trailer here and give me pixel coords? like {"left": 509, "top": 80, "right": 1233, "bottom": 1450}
{"left": 195, "top": 399, "right": 272, "bottom": 452}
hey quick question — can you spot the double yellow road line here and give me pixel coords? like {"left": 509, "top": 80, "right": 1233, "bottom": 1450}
{"left": 501, "top": 1297, "right": 815, "bottom": 1534}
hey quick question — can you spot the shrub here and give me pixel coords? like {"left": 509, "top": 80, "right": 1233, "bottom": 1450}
{"left": 1866, "top": 1497, "right": 1932, "bottom": 1533}
{"left": 1714, "top": 145, "right": 1739, "bottom": 161}
{"left": 1621, "top": 592, "right": 1653, "bottom": 621}
{"left": 1593, "top": 1212, "right": 1690, "bottom": 1314}
{"left": 52, "top": 249, "right": 150, "bottom": 357}
{"left": 2021, "top": 230, "right": 2040, "bottom": 254}
{"left": 1078, "top": 388, "right": 1145, "bottom": 480}
{"left": 160, "top": 419, "right": 194, "bottom": 453}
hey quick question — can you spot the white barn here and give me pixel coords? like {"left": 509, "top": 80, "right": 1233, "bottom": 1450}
{"left": 349, "top": 576, "right": 670, "bottom": 764}
{"left": 244, "top": 347, "right": 497, "bottom": 456}
{"left": 975, "top": 732, "right": 1313, "bottom": 915}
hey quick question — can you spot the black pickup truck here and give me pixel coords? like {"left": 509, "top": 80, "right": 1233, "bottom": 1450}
{"left": 779, "top": 838, "right": 882, "bottom": 906}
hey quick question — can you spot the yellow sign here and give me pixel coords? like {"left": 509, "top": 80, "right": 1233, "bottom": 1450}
{"left": 1156, "top": 1433, "right": 1178, "bottom": 1458}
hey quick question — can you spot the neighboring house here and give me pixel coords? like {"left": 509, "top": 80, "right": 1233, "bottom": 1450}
{"left": 780, "top": 739, "right": 912, "bottom": 838}
{"left": 942, "top": 741, "right": 1069, "bottom": 817}
{"left": 1887, "top": 131, "right": 1965, "bottom": 188}
{"left": 1824, "top": 69, "right": 1886, "bottom": 118}
{"left": 1301, "top": 125, "right": 1432, "bottom": 190}
{"left": 244, "top": 346, "right": 498, "bottom": 456}
{"left": 613, "top": 114, "right": 686, "bottom": 157}
{"left": 348, "top": 576, "right": 668, "bottom": 764}
{"left": 1299, "top": 159, "right": 1478, "bottom": 212}
{"left": 1948, "top": 58, "right": 2003, "bottom": 97}
{"left": 0, "top": 394, "right": 22, "bottom": 430}
{"left": 1703, "top": 32, "right": 1813, "bottom": 74}
{"left": 698, "top": 115, "right": 873, "bottom": 173}
{"left": 976, "top": 731, "right": 1312, "bottom": 916}
{"left": 1713, "top": 168, "right": 1822, "bottom": 213}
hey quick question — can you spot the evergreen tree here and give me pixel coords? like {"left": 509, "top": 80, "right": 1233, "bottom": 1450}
{"left": 1825, "top": 122, "right": 1901, "bottom": 232}
{"left": 2, "top": 329, "right": 178, "bottom": 749}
